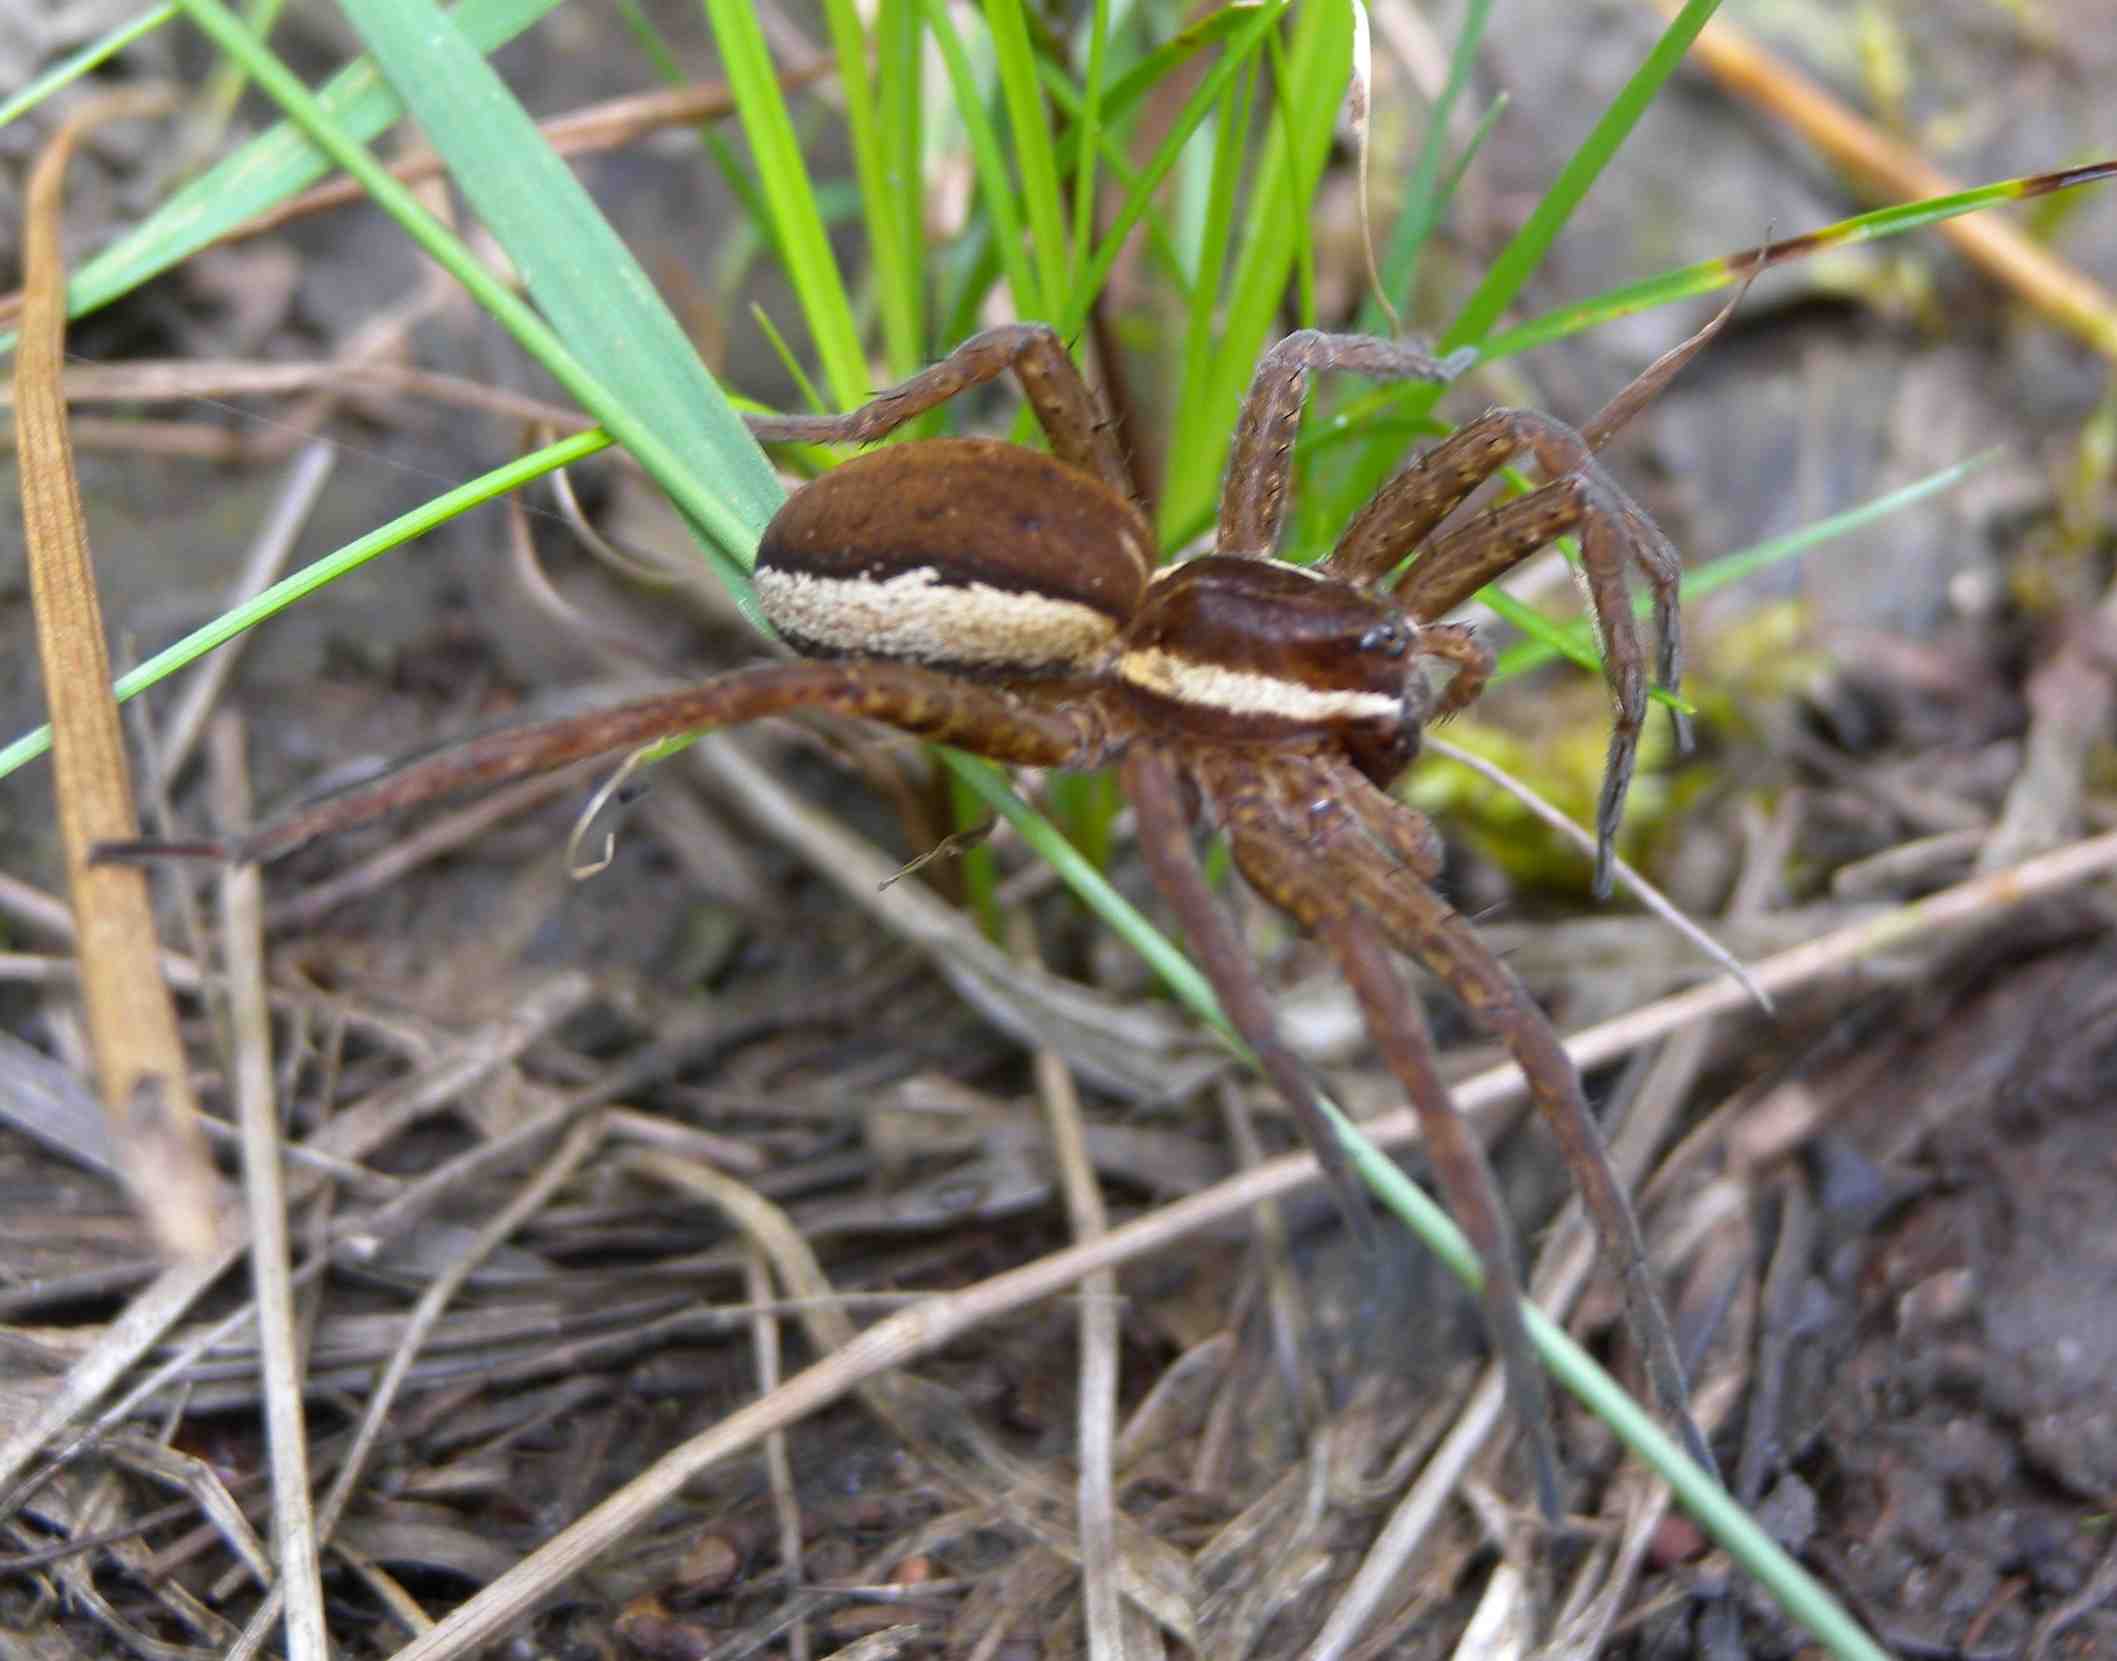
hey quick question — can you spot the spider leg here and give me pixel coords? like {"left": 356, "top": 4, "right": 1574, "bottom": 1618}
{"left": 1217, "top": 332, "right": 1470, "bottom": 559}
{"left": 1326, "top": 283, "right": 1743, "bottom": 592}
{"left": 1334, "top": 741, "right": 1447, "bottom": 880}
{"left": 1195, "top": 750, "right": 1563, "bottom": 1519}
{"left": 1118, "top": 744, "right": 1372, "bottom": 1243}
{"left": 1328, "top": 411, "right": 1678, "bottom": 897}
{"left": 1293, "top": 755, "right": 1718, "bottom": 1482}
{"left": 1413, "top": 467, "right": 1675, "bottom": 896}
{"left": 132, "top": 663, "right": 1101, "bottom": 868}
{"left": 744, "top": 323, "right": 1132, "bottom": 500}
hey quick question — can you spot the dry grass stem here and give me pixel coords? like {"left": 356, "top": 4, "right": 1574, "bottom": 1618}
{"left": 747, "top": 1239, "right": 813, "bottom": 1661}
{"left": 0, "top": 64, "right": 838, "bottom": 332}
{"left": 274, "top": 817, "right": 2117, "bottom": 1661}
{"left": 1424, "top": 734, "right": 1769, "bottom": 1011}
{"left": 210, "top": 716, "right": 330, "bottom": 1661}
{"left": 0, "top": 975, "right": 593, "bottom": 1515}
{"left": 1657, "top": 0, "right": 2117, "bottom": 357}
{"left": 157, "top": 444, "right": 336, "bottom": 781}
{"left": 0, "top": 360, "right": 595, "bottom": 454}
{"left": 15, "top": 84, "right": 224, "bottom": 1261}
{"left": 1018, "top": 916, "right": 1129, "bottom": 1661}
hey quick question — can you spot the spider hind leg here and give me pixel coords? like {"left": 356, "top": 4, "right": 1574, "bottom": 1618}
{"left": 187, "top": 662, "right": 1100, "bottom": 868}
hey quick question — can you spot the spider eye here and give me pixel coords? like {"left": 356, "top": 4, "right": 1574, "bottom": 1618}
{"left": 1359, "top": 623, "right": 1408, "bottom": 657}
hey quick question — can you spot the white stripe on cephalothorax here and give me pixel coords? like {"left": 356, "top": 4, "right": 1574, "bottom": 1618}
{"left": 1118, "top": 645, "right": 1401, "bottom": 725}
{"left": 756, "top": 564, "right": 1118, "bottom": 673}
{"left": 1144, "top": 555, "right": 1329, "bottom": 586}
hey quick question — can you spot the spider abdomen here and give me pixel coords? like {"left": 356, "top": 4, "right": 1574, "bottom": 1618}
{"left": 1116, "top": 557, "right": 1428, "bottom": 771}
{"left": 756, "top": 438, "right": 1153, "bottom": 679}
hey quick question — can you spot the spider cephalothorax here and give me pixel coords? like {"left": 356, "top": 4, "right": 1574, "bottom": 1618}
{"left": 110, "top": 318, "right": 1727, "bottom": 1511}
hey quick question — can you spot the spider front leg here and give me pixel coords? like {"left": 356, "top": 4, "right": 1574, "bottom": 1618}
{"left": 1324, "top": 296, "right": 1741, "bottom": 896}
{"left": 1217, "top": 332, "right": 1473, "bottom": 559}
{"left": 1195, "top": 749, "right": 1564, "bottom": 1519}
{"left": 1330, "top": 410, "right": 1680, "bottom": 900}
{"left": 744, "top": 322, "right": 1131, "bottom": 500}
{"left": 1120, "top": 744, "right": 1372, "bottom": 1236}
{"left": 1285, "top": 754, "right": 1718, "bottom": 1481}
{"left": 99, "top": 663, "right": 1102, "bottom": 868}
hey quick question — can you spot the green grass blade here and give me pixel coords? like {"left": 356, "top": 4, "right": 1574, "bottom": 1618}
{"left": 0, "top": 432, "right": 615, "bottom": 783}
{"left": 1166, "top": 56, "right": 1257, "bottom": 522}
{"left": 1300, "top": 162, "right": 2117, "bottom": 483}
{"left": 1312, "top": 0, "right": 1723, "bottom": 536}
{"left": 820, "top": 0, "right": 923, "bottom": 377}
{"left": 1360, "top": 0, "right": 1492, "bottom": 333}
{"left": 610, "top": 0, "right": 687, "bottom": 83}
{"left": 1033, "top": 60, "right": 1193, "bottom": 300}
{"left": 1442, "top": 0, "right": 1723, "bottom": 351}
{"left": 876, "top": 0, "right": 928, "bottom": 364}
{"left": 1482, "top": 161, "right": 2117, "bottom": 363}
{"left": 923, "top": 0, "right": 1040, "bottom": 314}
{"left": 1065, "top": 3, "right": 1284, "bottom": 338}
{"left": 267, "top": 0, "right": 779, "bottom": 567}
{"left": 0, "top": 4, "right": 179, "bottom": 131}
{"left": 1067, "top": 0, "right": 1111, "bottom": 289}
{"left": 1158, "top": 0, "right": 1349, "bottom": 541}
{"left": 944, "top": 756, "right": 1223, "bottom": 1022}
{"left": 1492, "top": 449, "right": 2002, "bottom": 680}
{"left": 0, "top": 0, "right": 563, "bottom": 355}
{"left": 1266, "top": 19, "right": 1319, "bottom": 328}
{"left": 982, "top": 0, "right": 1069, "bottom": 314}
{"left": 699, "top": 0, "right": 868, "bottom": 408}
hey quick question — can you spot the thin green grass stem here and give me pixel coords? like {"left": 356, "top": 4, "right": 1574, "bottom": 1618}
{"left": 0, "top": 432, "right": 614, "bottom": 782}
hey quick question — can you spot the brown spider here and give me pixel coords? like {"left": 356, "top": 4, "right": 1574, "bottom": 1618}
{"left": 106, "top": 317, "right": 1726, "bottom": 1511}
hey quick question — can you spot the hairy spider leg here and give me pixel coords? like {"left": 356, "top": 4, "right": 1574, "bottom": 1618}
{"left": 1280, "top": 754, "right": 1719, "bottom": 1481}
{"left": 1216, "top": 331, "right": 1469, "bottom": 560}
{"left": 1327, "top": 284, "right": 1743, "bottom": 595}
{"left": 115, "top": 663, "right": 1100, "bottom": 869}
{"left": 1197, "top": 749, "right": 1563, "bottom": 1520}
{"left": 1320, "top": 292, "right": 1749, "bottom": 895}
{"left": 1332, "top": 753, "right": 1448, "bottom": 881}
{"left": 745, "top": 322, "right": 1133, "bottom": 501}
{"left": 1322, "top": 412, "right": 1678, "bottom": 898}
{"left": 1118, "top": 744, "right": 1373, "bottom": 1244}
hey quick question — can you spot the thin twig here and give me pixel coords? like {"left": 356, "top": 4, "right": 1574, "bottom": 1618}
{"left": 1423, "top": 733, "right": 1770, "bottom": 1012}
{"left": 213, "top": 718, "right": 329, "bottom": 1661}
{"left": 158, "top": 445, "right": 336, "bottom": 781}
{"left": 1016, "top": 915, "right": 1127, "bottom": 1661}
